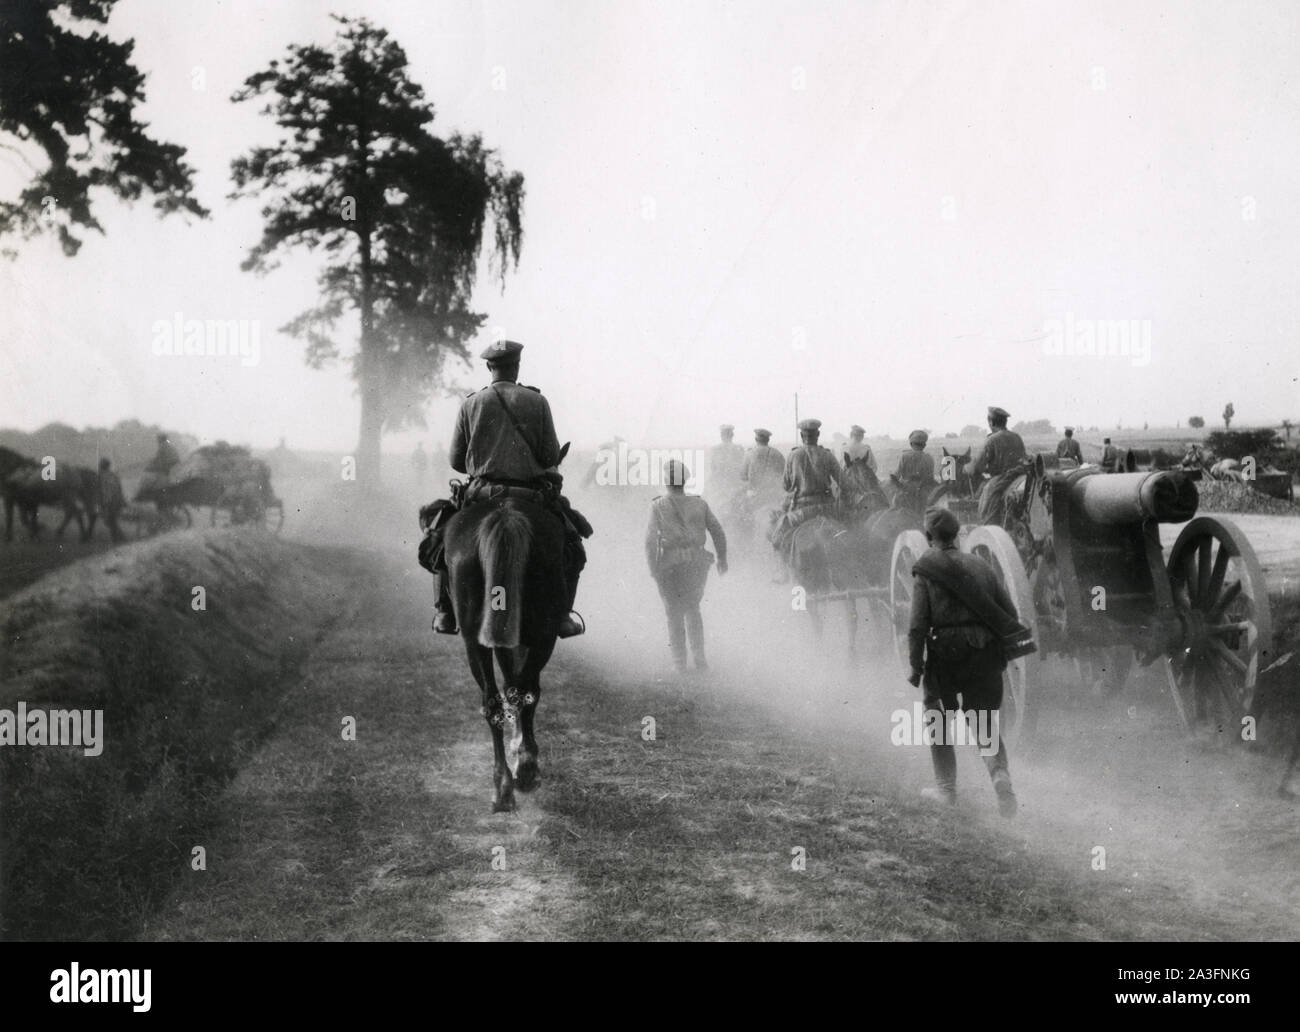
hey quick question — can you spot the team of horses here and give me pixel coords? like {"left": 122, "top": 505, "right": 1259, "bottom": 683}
{"left": 0, "top": 446, "right": 102, "bottom": 542}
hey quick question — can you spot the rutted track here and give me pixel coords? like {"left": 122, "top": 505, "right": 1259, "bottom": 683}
{"left": 134, "top": 546, "right": 1299, "bottom": 941}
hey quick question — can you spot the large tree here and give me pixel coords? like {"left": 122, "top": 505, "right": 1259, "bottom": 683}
{"left": 230, "top": 16, "right": 525, "bottom": 485}
{"left": 0, "top": 0, "right": 207, "bottom": 255}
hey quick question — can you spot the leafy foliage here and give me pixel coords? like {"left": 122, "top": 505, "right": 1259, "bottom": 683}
{"left": 0, "top": 0, "right": 207, "bottom": 255}
{"left": 230, "top": 15, "right": 525, "bottom": 453}
{"left": 1188, "top": 415, "right": 1205, "bottom": 429}
{"left": 1203, "top": 428, "right": 1281, "bottom": 462}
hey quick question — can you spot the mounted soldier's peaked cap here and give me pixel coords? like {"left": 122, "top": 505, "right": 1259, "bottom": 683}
{"left": 850, "top": 425, "right": 865, "bottom": 435}
{"left": 924, "top": 506, "right": 961, "bottom": 539}
{"left": 754, "top": 428, "right": 772, "bottom": 440}
{"left": 480, "top": 339, "right": 524, "bottom": 361}
{"left": 909, "top": 429, "right": 929, "bottom": 446}
{"left": 987, "top": 406, "right": 1010, "bottom": 421}
{"left": 797, "top": 419, "right": 822, "bottom": 432}
{"left": 1064, "top": 426, "right": 1074, "bottom": 433}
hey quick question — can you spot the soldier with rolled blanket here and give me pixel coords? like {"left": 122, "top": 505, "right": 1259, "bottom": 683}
{"left": 907, "top": 507, "right": 1035, "bottom": 815}
{"left": 895, "top": 430, "right": 936, "bottom": 488}
{"left": 971, "top": 406, "right": 1028, "bottom": 525}
{"left": 646, "top": 459, "right": 728, "bottom": 673}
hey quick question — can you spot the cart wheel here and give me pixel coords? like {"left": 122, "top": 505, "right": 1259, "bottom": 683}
{"left": 963, "top": 525, "right": 1040, "bottom": 749}
{"left": 888, "top": 530, "right": 929, "bottom": 676}
{"left": 1165, "top": 516, "right": 1273, "bottom": 740}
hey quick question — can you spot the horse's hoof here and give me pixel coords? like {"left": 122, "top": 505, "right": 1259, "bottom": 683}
{"left": 515, "top": 759, "right": 540, "bottom": 793}
{"left": 492, "top": 796, "right": 516, "bottom": 813}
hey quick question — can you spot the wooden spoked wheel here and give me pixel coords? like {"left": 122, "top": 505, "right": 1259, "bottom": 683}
{"left": 1165, "top": 516, "right": 1272, "bottom": 740}
{"left": 962, "top": 525, "right": 1039, "bottom": 749}
{"left": 888, "top": 530, "right": 929, "bottom": 677}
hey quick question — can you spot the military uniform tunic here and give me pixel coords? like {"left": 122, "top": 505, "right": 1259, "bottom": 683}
{"left": 971, "top": 429, "right": 1027, "bottom": 480}
{"left": 1055, "top": 437, "right": 1083, "bottom": 463}
{"left": 741, "top": 444, "right": 786, "bottom": 497}
{"left": 783, "top": 444, "right": 841, "bottom": 506}
{"left": 896, "top": 448, "right": 936, "bottom": 485}
{"left": 708, "top": 442, "right": 746, "bottom": 492}
{"left": 450, "top": 380, "right": 560, "bottom": 482}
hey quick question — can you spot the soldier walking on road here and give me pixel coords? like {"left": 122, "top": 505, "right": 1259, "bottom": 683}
{"left": 908, "top": 507, "right": 1035, "bottom": 816}
{"left": 646, "top": 459, "right": 728, "bottom": 673}
{"left": 97, "top": 458, "right": 125, "bottom": 543}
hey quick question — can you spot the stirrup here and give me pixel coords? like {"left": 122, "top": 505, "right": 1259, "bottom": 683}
{"left": 558, "top": 610, "right": 586, "bottom": 638}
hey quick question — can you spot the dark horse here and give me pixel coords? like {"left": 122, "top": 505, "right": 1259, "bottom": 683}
{"left": 444, "top": 495, "right": 569, "bottom": 812}
{"left": 784, "top": 458, "right": 890, "bottom": 654}
{"left": 0, "top": 446, "right": 99, "bottom": 542}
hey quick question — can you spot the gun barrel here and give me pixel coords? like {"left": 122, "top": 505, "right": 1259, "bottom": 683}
{"left": 1071, "top": 470, "right": 1198, "bottom": 524}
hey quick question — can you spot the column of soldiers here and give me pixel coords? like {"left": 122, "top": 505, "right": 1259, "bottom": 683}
{"left": 418, "top": 347, "right": 1050, "bottom": 814}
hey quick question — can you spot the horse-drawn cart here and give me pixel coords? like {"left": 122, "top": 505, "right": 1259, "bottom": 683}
{"left": 134, "top": 443, "right": 284, "bottom": 535}
{"left": 891, "top": 462, "right": 1275, "bottom": 747}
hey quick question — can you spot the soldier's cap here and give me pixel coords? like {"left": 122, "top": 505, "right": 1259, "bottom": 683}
{"left": 850, "top": 425, "right": 865, "bottom": 435}
{"left": 1104, "top": 437, "right": 1111, "bottom": 443}
{"left": 924, "top": 506, "right": 961, "bottom": 540}
{"left": 480, "top": 339, "right": 524, "bottom": 362}
{"left": 662, "top": 458, "right": 691, "bottom": 486}
{"left": 1064, "top": 427, "right": 1074, "bottom": 434}
{"left": 797, "top": 418, "right": 822, "bottom": 433}
{"left": 987, "top": 406, "right": 1010, "bottom": 421}
{"left": 720, "top": 424, "right": 735, "bottom": 434}
{"left": 909, "top": 429, "right": 929, "bottom": 446}
{"left": 754, "top": 428, "right": 772, "bottom": 440}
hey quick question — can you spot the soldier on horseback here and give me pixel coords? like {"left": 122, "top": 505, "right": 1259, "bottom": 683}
{"left": 419, "top": 339, "right": 588, "bottom": 639}
{"left": 971, "top": 407, "right": 1028, "bottom": 525}
{"left": 769, "top": 418, "right": 841, "bottom": 572}
{"left": 895, "top": 429, "right": 936, "bottom": 490}
{"left": 842, "top": 425, "right": 876, "bottom": 473}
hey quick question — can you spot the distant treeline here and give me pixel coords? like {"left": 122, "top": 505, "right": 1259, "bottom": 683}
{"left": 0, "top": 420, "right": 199, "bottom": 473}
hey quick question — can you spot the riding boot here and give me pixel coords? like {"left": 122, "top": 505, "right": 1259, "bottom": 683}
{"left": 431, "top": 572, "right": 458, "bottom": 634}
{"left": 558, "top": 539, "right": 586, "bottom": 638}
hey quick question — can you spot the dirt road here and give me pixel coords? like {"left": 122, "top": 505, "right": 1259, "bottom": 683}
{"left": 134, "top": 537, "right": 1299, "bottom": 941}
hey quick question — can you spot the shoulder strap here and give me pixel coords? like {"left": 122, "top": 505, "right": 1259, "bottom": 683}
{"left": 490, "top": 384, "right": 546, "bottom": 468}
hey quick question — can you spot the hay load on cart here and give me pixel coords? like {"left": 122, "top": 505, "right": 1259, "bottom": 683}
{"left": 134, "top": 442, "right": 284, "bottom": 533}
{"left": 176, "top": 442, "right": 283, "bottom": 528}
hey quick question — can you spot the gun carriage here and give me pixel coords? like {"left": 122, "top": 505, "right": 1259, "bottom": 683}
{"left": 886, "top": 463, "right": 1274, "bottom": 747}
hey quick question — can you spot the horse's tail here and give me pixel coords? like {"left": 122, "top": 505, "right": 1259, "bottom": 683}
{"left": 476, "top": 505, "right": 534, "bottom": 648}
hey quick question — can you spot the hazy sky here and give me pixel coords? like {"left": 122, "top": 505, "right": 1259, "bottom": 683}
{"left": 2, "top": 0, "right": 1299, "bottom": 453}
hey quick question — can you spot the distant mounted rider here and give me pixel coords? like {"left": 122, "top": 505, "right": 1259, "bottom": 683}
{"left": 971, "top": 407, "right": 1028, "bottom": 525}
{"left": 146, "top": 433, "right": 181, "bottom": 477}
{"left": 895, "top": 429, "right": 936, "bottom": 489}
{"left": 740, "top": 428, "right": 786, "bottom": 506}
{"left": 1055, "top": 427, "right": 1083, "bottom": 466}
{"left": 708, "top": 424, "right": 746, "bottom": 504}
{"left": 420, "top": 339, "right": 588, "bottom": 639}
{"left": 842, "top": 425, "right": 877, "bottom": 474}
{"left": 769, "top": 418, "right": 841, "bottom": 569}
